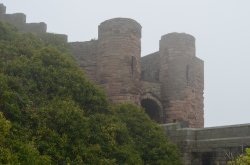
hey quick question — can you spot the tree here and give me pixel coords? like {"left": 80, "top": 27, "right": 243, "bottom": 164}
{"left": 114, "top": 104, "right": 181, "bottom": 165}
{"left": 228, "top": 148, "right": 250, "bottom": 165}
{"left": 0, "top": 22, "right": 181, "bottom": 164}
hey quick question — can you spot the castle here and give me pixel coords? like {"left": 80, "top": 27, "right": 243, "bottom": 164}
{"left": 1, "top": 4, "right": 250, "bottom": 165}
{"left": 70, "top": 18, "right": 204, "bottom": 128}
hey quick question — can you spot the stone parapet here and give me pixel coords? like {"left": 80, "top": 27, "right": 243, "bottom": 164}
{"left": 162, "top": 123, "right": 250, "bottom": 165}
{"left": 0, "top": 4, "right": 67, "bottom": 43}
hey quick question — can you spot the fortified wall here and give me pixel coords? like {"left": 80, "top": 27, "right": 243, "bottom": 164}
{"left": 0, "top": 4, "right": 67, "bottom": 42}
{"left": 2, "top": 4, "right": 249, "bottom": 165}
{"left": 0, "top": 3, "right": 204, "bottom": 128}
{"left": 70, "top": 19, "right": 204, "bottom": 128}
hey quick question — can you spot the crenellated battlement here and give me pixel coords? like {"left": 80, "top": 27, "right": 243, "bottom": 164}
{"left": 0, "top": 4, "right": 67, "bottom": 41}
{"left": 0, "top": 11, "right": 47, "bottom": 33}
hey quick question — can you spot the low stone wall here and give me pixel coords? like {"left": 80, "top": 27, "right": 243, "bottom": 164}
{"left": 163, "top": 123, "right": 250, "bottom": 165}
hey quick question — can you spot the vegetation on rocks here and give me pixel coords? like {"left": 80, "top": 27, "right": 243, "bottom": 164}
{"left": 0, "top": 22, "right": 181, "bottom": 165}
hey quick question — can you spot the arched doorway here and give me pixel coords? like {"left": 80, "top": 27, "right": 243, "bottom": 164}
{"left": 141, "top": 98, "right": 162, "bottom": 123}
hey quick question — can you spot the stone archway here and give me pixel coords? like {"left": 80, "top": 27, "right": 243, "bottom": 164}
{"left": 140, "top": 93, "right": 163, "bottom": 123}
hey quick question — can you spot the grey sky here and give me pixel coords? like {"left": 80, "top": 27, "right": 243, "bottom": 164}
{"left": 2, "top": 0, "right": 250, "bottom": 127}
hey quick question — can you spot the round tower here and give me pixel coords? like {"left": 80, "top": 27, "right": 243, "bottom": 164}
{"left": 159, "top": 33, "right": 195, "bottom": 98}
{"left": 97, "top": 18, "right": 142, "bottom": 104}
{"left": 159, "top": 33, "right": 204, "bottom": 128}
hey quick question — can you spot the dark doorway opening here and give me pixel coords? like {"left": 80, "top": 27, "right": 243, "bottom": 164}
{"left": 202, "top": 152, "right": 213, "bottom": 165}
{"left": 141, "top": 99, "right": 161, "bottom": 123}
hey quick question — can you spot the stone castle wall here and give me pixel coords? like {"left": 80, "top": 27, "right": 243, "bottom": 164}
{"left": 159, "top": 33, "right": 204, "bottom": 127}
{"left": 139, "top": 33, "right": 204, "bottom": 127}
{"left": 0, "top": 12, "right": 47, "bottom": 33}
{"left": 69, "top": 18, "right": 204, "bottom": 127}
{"left": 3, "top": 4, "right": 250, "bottom": 165}
{"left": 97, "top": 18, "right": 142, "bottom": 104}
{"left": 141, "top": 52, "right": 160, "bottom": 82}
{"left": 69, "top": 40, "right": 98, "bottom": 82}
{"left": 0, "top": 3, "right": 204, "bottom": 128}
{"left": 0, "top": 3, "right": 67, "bottom": 41}
{"left": 163, "top": 123, "right": 250, "bottom": 165}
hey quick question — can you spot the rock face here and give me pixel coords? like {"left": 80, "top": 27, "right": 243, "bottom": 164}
{"left": 0, "top": 3, "right": 204, "bottom": 128}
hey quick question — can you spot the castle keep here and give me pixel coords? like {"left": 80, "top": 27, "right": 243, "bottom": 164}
{"left": 70, "top": 18, "right": 204, "bottom": 128}
{"left": 2, "top": 4, "right": 250, "bottom": 165}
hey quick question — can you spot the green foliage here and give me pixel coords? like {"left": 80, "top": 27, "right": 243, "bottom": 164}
{"left": 86, "top": 114, "right": 143, "bottom": 165}
{"left": 115, "top": 104, "right": 181, "bottom": 165}
{"left": 0, "top": 112, "right": 18, "bottom": 164}
{"left": 0, "top": 22, "right": 181, "bottom": 164}
{"left": 228, "top": 148, "right": 250, "bottom": 165}
{"left": 0, "top": 112, "right": 11, "bottom": 142}
{"left": 0, "top": 112, "right": 50, "bottom": 164}
{"left": 0, "top": 22, "right": 17, "bottom": 41}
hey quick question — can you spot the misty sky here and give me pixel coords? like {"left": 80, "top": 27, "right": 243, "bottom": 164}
{"left": 2, "top": 0, "right": 250, "bottom": 127}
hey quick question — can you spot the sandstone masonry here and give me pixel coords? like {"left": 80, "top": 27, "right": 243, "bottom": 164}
{"left": 0, "top": 3, "right": 204, "bottom": 128}
{"left": 70, "top": 19, "right": 204, "bottom": 128}
{"left": 4, "top": 4, "right": 249, "bottom": 165}
{"left": 0, "top": 3, "right": 67, "bottom": 41}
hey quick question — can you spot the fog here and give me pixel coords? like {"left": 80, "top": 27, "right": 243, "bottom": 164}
{"left": 2, "top": 0, "right": 250, "bottom": 127}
